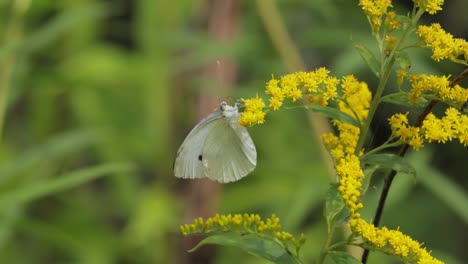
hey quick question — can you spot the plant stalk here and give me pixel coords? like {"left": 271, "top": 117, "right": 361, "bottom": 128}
{"left": 361, "top": 67, "right": 468, "bottom": 263}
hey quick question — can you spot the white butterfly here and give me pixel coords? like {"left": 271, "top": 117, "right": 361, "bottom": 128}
{"left": 174, "top": 101, "right": 257, "bottom": 183}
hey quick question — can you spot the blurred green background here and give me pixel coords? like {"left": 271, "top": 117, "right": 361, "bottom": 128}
{"left": 0, "top": 0, "right": 467, "bottom": 263}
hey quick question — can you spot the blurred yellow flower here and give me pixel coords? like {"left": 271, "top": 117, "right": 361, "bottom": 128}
{"left": 238, "top": 95, "right": 266, "bottom": 126}
{"left": 180, "top": 213, "right": 306, "bottom": 250}
{"left": 413, "top": 0, "right": 444, "bottom": 15}
{"left": 417, "top": 23, "right": 468, "bottom": 64}
{"left": 350, "top": 218, "right": 444, "bottom": 263}
{"left": 359, "top": 0, "right": 393, "bottom": 32}
{"left": 389, "top": 107, "right": 468, "bottom": 148}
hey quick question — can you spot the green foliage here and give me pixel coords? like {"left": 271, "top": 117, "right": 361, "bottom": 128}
{"left": 328, "top": 251, "right": 361, "bottom": 264}
{"left": 190, "top": 234, "right": 298, "bottom": 264}
{"left": 306, "top": 105, "right": 361, "bottom": 127}
{"left": 0, "top": 0, "right": 466, "bottom": 263}
{"left": 324, "top": 184, "right": 345, "bottom": 233}
{"left": 361, "top": 153, "right": 416, "bottom": 177}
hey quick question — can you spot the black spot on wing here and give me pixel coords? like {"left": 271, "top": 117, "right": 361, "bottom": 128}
{"left": 198, "top": 154, "right": 203, "bottom": 161}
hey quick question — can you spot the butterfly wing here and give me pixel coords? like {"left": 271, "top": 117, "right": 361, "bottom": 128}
{"left": 174, "top": 111, "right": 223, "bottom": 179}
{"left": 202, "top": 116, "right": 257, "bottom": 183}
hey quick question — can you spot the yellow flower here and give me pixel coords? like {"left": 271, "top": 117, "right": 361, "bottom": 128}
{"left": 269, "top": 96, "right": 283, "bottom": 110}
{"left": 396, "top": 69, "right": 407, "bottom": 87}
{"left": 349, "top": 219, "right": 444, "bottom": 264}
{"left": 417, "top": 23, "right": 467, "bottom": 63}
{"left": 384, "top": 11, "right": 400, "bottom": 31}
{"left": 336, "top": 154, "right": 365, "bottom": 218}
{"left": 408, "top": 134, "right": 424, "bottom": 150}
{"left": 180, "top": 213, "right": 306, "bottom": 251}
{"left": 388, "top": 112, "right": 408, "bottom": 130}
{"left": 339, "top": 76, "right": 372, "bottom": 123}
{"left": 421, "top": 114, "right": 442, "bottom": 143}
{"left": 413, "top": 0, "right": 444, "bottom": 15}
{"left": 239, "top": 95, "right": 266, "bottom": 126}
{"left": 359, "top": 0, "right": 393, "bottom": 32}
{"left": 407, "top": 74, "right": 467, "bottom": 107}
{"left": 385, "top": 35, "right": 398, "bottom": 54}
{"left": 389, "top": 108, "right": 468, "bottom": 149}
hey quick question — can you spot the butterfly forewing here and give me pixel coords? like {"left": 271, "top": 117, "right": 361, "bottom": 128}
{"left": 174, "top": 111, "right": 223, "bottom": 179}
{"left": 202, "top": 116, "right": 256, "bottom": 183}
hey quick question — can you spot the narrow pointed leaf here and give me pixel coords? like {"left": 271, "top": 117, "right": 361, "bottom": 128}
{"left": 189, "top": 233, "right": 297, "bottom": 264}
{"left": 396, "top": 15, "right": 412, "bottom": 29}
{"left": 361, "top": 154, "right": 416, "bottom": 177}
{"left": 0, "top": 163, "right": 135, "bottom": 207}
{"left": 329, "top": 251, "right": 361, "bottom": 264}
{"left": 324, "top": 183, "right": 345, "bottom": 230}
{"left": 380, "top": 92, "right": 428, "bottom": 108}
{"left": 0, "top": 130, "right": 102, "bottom": 184}
{"left": 361, "top": 164, "right": 379, "bottom": 194}
{"left": 354, "top": 42, "right": 380, "bottom": 77}
{"left": 306, "top": 105, "right": 360, "bottom": 127}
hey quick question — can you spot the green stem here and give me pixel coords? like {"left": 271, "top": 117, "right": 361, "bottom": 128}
{"left": 0, "top": 1, "right": 28, "bottom": 141}
{"left": 355, "top": 8, "right": 425, "bottom": 154}
{"left": 328, "top": 241, "right": 348, "bottom": 251}
{"left": 255, "top": 0, "right": 336, "bottom": 180}
{"left": 318, "top": 226, "right": 335, "bottom": 264}
{"left": 255, "top": 0, "right": 305, "bottom": 71}
{"left": 360, "top": 140, "right": 401, "bottom": 160}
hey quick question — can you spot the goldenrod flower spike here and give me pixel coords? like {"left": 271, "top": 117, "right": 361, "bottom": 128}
{"left": 413, "top": 0, "right": 444, "bottom": 15}
{"left": 180, "top": 213, "right": 305, "bottom": 252}
{"left": 417, "top": 23, "right": 468, "bottom": 64}
{"left": 350, "top": 219, "right": 444, "bottom": 264}
{"left": 238, "top": 95, "right": 266, "bottom": 126}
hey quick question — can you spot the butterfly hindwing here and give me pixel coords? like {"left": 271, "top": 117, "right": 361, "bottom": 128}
{"left": 202, "top": 116, "right": 256, "bottom": 183}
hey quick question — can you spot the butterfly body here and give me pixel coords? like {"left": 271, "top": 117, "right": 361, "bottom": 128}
{"left": 174, "top": 102, "right": 257, "bottom": 183}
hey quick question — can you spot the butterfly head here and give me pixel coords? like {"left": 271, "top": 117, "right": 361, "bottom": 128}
{"left": 220, "top": 101, "right": 239, "bottom": 117}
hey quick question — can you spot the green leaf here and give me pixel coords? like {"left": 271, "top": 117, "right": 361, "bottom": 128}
{"left": 0, "top": 163, "right": 135, "bottom": 207}
{"left": 306, "top": 105, "right": 360, "bottom": 127}
{"left": 0, "top": 3, "right": 110, "bottom": 60}
{"left": 396, "top": 15, "right": 412, "bottom": 30}
{"left": 395, "top": 50, "right": 411, "bottom": 69}
{"left": 328, "top": 251, "right": 361, "bottom": 264}
{"left": 353, "top": 42, "right": 380, "bottom": 77}
{"left": 361, "top": 163, "right": 379, "bottom": 194}
{"left": 189, "top": 233, "right": 298, "bottom": 264}
{"left": 0, "top": 130, "right": 103, "bottom": 185}
{"left": 361, "top": 154, "right": 416, "bottom": 177}
{"left": 324, "top": 183, "right": 345, "bottom": 231}
{"left": 380, "top": 92, "right": 428, "bottom": 108}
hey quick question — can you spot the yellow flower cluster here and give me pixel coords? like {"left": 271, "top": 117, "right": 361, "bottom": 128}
{"left": 384, "top": 11, "right": 400, "bottom": 31}
{"left": 388, "top": 113, "right": 424, "bottom": 150}
{"left": 180, "top": 213, "right": 306, "bottom": 249}
{"left": 322, "top": 75, "right": 371, "bottom": 160}
{"left": 407, "top": 74, "right": 468, "bottom": 107}
{"left": 336, "top": 155, "right": 365, "bottom": 218}
{"left": 417, "top": 23, "right": 468, "bottom": 63}
{"left": 422, "top": 108, "right": 468, "bottom": 146}
{"left": 350, "top": 218, "right": 443, "bottom": 264}
{"left": 234, "top": 68, "right": 446, "bottom": 263}
{"left": 320, "top": 76, "right": 370, "bottom": 217}
{"left": 388, "top": 107, "right": 468, "bottom": 148}
{"left": 413, "top": 0, "right": 444, "bottom": 15}
{"left": 358, "top": 0, "right": 393, "bottom": 32}
{"left": 238, "top": 95, "right": 266, "bottom": 126}
{"left": 265, "top": 68, "right": 339, "bottom": 110}
{"left": 239, "top": 68, "right": 340, "bottom": 127}
{"left": 336, "top": 157, "right": 444, "bottom": 264}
